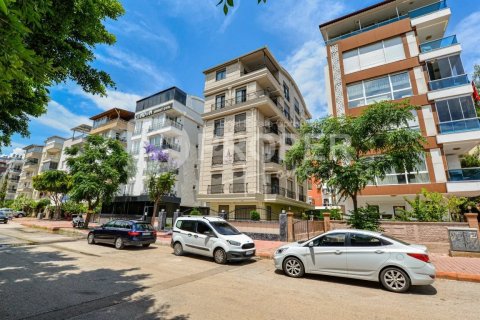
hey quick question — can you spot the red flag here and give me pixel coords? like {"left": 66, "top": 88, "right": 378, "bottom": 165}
{"left": 473, "top": 81, "right": 480, "bottom": 102}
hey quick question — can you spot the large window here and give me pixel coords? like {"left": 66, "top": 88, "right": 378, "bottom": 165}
{"left": 436, "top": 96, "right": 479, "bottom": 133}
{"left": 343, "top": 37, "right": 405, "bottom": 74}
{"left": 215, "top": 94, "right": 226, "bottom": 110}
{"left": 212, "top": 144, "right": 223, "bottom": 165}
{"left": 234, "top": 113, "right": 246, "bottom": 133}
{"left": 210, "top": 174, "right": 223, "bottom": 194}
{"left": 347, "top": 72, "right": 413, "bottom": 108}
{"left": 372, "top": 155, "right": 429, "bottom": 185}
{"left": 235, "top": 87, "right": 247, "bottom": 104}
{"left": 283, "top": 81, "right": 290, "bottom": 101}
{"left": 131, "top": 140, "right": 140, "bottom": 155}
{"left": 216, "top": 68, "right": 226, "bottom": 81}
{"left": 214, "top": 119, "right": 224, "bottom": 137}
{"left": 233, "top": 141, "right": 246, "bottom": 163}
{"left": 426, "top": 54, "right": 465, "bottom": 81}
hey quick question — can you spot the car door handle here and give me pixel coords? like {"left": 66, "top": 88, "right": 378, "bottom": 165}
{"left": 188, "top": 233, "right": 192, "bottom": 237}
{"left": 374, "top": 250, "right": 385, "bottom": 254}
{"left": 334, "top": 250, "right": 342, "bottom": 255}
{"left": 194, "top": 235, "right": 198, "bottom": 238}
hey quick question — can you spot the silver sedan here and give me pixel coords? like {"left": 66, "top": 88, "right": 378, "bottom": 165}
{"left": 274, "top": 229, "right": 435, "bottom": 293}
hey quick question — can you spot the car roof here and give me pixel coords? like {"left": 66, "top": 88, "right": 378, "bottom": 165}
{"left": 325, "top": 229, "right": 383, "bottom": 237}
{"left": 177, "top": 216, "right": 225, "bottom": 222}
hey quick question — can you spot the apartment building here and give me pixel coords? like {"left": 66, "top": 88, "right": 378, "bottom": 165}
{"left": 16, "top": 145, "right": 43, "bottom": 199}
{"left": 111, "top": 87, "right": 204, "bottom": 216}
{"left": 320, "top": 0, "right": 479, "bottom": 217}
{"left": 197, "top": 47, "right": 313, "bottom": 219}
{"left": 58, "top": 124, "right": 92, "bottom": 171}
{"left": 1, "top": 156, "right": 24, "bottom": 200}
{"left": 89, "top": 108, "right": 134, "bottom": 147}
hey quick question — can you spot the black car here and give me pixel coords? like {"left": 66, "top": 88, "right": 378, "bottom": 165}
{"left": 0, "top": 212, "right": 8, "bottom": 224}
{"left": 87, "top": 220, "right": 157, "bottom": 249}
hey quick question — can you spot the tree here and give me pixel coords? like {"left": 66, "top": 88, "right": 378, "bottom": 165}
{"left": 65, "top": 135, "right": 133, "bottom": 228}
{"left": 217, "top": 0, "right": 267, "bottom": 15}
{"left": 396, "top": 189, "right": 449, "bottom": 222}
{"left": 0, "top": 174, "right": 7, "bottom": 206}
{"left": 286, "top": 100, "right": 425, "bottom": 214}
{"left": 11, "top": 195, "right": 35, "bottom": 215}
{"left": 0, "top": 0, "right": 124, "bottom": 151}
{"left": 461, "top": 146, "right": 480, "bottom": 168}
{"left": 32, "top": 170, "right": 71, "bottom": 220}
{"left": 347, "top": 206, "right": 382, "bottom": 231}
{"left": 148, "top": 172, "right": 176, "bottom": 230}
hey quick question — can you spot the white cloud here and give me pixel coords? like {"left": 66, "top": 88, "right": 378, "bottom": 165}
{"left": 11, "top": 147, "right": 26, "bottom": 157}
{"left": 75, "top": 89, "right": 141, "bottom": 112}
{"left": 454, "top": 10, "right": 480, "bottom": 73}
{"left": 34, "top": 101, "right": 91, "bottom": 135}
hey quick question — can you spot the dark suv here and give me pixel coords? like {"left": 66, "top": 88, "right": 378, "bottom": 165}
{"left": 87, "top": 220, "right": 157, "bottom": 249}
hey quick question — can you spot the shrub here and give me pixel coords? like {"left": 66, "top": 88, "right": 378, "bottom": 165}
{"left": 190, "top": 208, "right": 201, "bottom": 216}
{"left": 62, "top": 201, "right": 86, "bottom": 215}
{"left": 250, "top": 210, "right": 260, "bottom": 221}
{"left": 347, "top": 206, "right": 382, "bottom": 231}
{"left": 35, "top": 199, "right": 51, "bottom": 212}
{"left": 398, "top": 189, "right": 448, "bottom": 222}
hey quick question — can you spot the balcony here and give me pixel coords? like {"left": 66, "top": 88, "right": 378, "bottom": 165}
{"left": 264, "top": 126, "right": 280, "bottom": 135}
{"left": 446, "top": 167, "right": 480, "bottom": 194}
{"left": 263, "top": 184, "right": 286, "bottom": 196}
{"left": 210, "top": 90, "right": 276, "bottom": 111}
{"left": 409, "top": 0, "right": 447, "bottom": 19}
{"left": 438, "top": 118, "right": 480, "bottom": 134}
{"left": 264, "top": 154, "right": 282, "bottom": 165}
{"left": 41, "top": 162, "right": 58, "bottom": 172}
{"left": 160, "top": 142, "right": 181, "bottom": 153}
{"left": 420, "top": 35, "right": 457, "bottom": 53}
{"left": 286, "top": 190, "right": 296, "bottom": 199}
{"left": 230, "top": 183, "right": 248, "bottom": 193}
{"left": 148, "top": 120, "right": 183, "bottom": 133}
{"left": 208, "top": 184, "right": 224, "bottom": 194}
{"left": 428, "top": 74, "right": 469, "bottom": 91}
{"left": 448, "top": 168, "right": 480, "bottom": 182}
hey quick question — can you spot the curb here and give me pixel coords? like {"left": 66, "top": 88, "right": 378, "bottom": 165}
{"left": 19, "top": 223, "right": 88, "bottom": 239}
{"left": 436, "top": 271, "right": 480, "bottom": 283}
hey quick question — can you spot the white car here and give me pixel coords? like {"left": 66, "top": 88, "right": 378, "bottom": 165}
{"left": 274, "top": 229, "right": 435, "bottom": 293}
{"left": 171, "top": 216, "right": 255, "bottom": 264}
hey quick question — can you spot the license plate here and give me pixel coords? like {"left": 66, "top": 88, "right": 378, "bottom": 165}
{"left": 245, "top": 250, "right": 254, "bottom": 256}
{"left": 143, "top": 232, "right": 151, "bottom": 236}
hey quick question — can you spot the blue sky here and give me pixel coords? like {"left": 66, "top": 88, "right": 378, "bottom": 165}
{"left": 4, "top": 0, "right": 480, "bottom": 156}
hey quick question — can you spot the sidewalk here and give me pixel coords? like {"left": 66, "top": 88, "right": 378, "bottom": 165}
{"left": 15, "top": 218, "right": 480, "bottom": 283}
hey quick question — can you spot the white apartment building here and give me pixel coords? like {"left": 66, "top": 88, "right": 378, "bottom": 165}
{"left": 320, "top": 0, "right": 480, "bottom": 217}
{"left": 2, "top": 156, "right": 24, "bottom": 200}
{"left": 197, "top": 47, "right": 313, "bottom": 219}
{"left": 58, "top": 124, "right": 92, "bottom": 172}
{"left": 16, "top": 145, "right": 43, "bottom": 199}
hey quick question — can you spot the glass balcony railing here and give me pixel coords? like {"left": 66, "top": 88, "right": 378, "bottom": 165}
{"left": 438, "top": 118, "right": 480, "bottom": 134}
{"left": 428, "top": 74, "right": 469, "bottom": 91}
{"left": 448, "top": 168, "right": 480, "bottom": 182}
{"left": 325, "top": 1, "right": 448, "bottom": 45}
{"left": 420, "top": 35, "right": 457, "bottom": 53}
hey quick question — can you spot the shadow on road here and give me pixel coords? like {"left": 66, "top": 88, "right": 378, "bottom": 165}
{"left": 0, "top": 246, "right": 190, "bottom": 320}
{"left": 274, "top": 270, "right": 437, "bottom": 295}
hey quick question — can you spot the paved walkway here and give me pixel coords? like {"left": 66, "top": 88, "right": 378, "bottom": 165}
{"left": 14, "top": 217, "right": 480, "bottom": 283}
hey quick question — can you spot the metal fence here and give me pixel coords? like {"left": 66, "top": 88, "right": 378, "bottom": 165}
{"left": 292, "top": 219, "right": 325, "bottom": 241}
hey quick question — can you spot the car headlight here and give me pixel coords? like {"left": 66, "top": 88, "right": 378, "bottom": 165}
{"left": 227, "top": 240, "right": 241, "bottom": 246}
{"left": 275, "top": 247, "right": 289, "bottom": 255}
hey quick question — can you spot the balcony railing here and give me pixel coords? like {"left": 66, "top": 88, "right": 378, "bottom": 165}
{"left": 264, "top": 154, "right": 282, "bottom": 164}
{"left": 428, "top": 74, "right": 469, "bottom": 91}
{"left": 234, "top": 123, "right": 246, "bottom": 133}
{"left": 439, "top": 118, "right": 480, "bottom": 134}
{"left": 153, "top": 142, "right": 181, "bottom": 152}
{"left": 230, "top": 183, "right": 248, "bottom": 193}
{"left": 419, "top": 35, "right": 457, "bottom": 53}
{"left": 210, "top": 90, "right": 278, "bottom": 111}
{"left": 233, "top": 155, "right": 246, "bottom": 163}
{"left": 264, "top": 126, "right": 280, "bottom": 135}
{"left": 149, "top": 120, "right": 183, "bottom": 132}
{"left": 325, "top": 1, "right": 448, "bottom": 45}
{"left": 448, "top": 168, "right": 480, "bottom": 182}
{"left": 208, "top": 184, "right": 224, "bottom": 194}
{"left": 286, "top": 190, "right": 296, "bottom": 199}
{"left": 212, "top": 155, "right": 223, "bottom": 166}
{"left": 263, "top": 184, "right": 286, "bottom": 196}
{"left": 299, "top": 194, "right": 306, "bottom": 202}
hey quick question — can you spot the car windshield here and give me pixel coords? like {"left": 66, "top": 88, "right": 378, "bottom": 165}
{"left": 381, "top": 234, "right": 410, "bottom": 246}
{"left": 134, "top": 223, "right": 154, "bottom": 231}
{"left": 209, "top": 221, "right": 241, "bottom": 235}
{"left": 0, "top": 213, "right": 5, "bottom": 217}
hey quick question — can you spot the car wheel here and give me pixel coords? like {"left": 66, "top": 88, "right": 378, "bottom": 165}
{"left": 283, "top": 257, "right": 305, "bottom": 278}
{"left": 142, "top": 244, "right": 151, "bottom": 248}
{"left": 380, "top": 267, "right": 411, "bottom": 293}
{"left": 114, "top": 237, "right": 125, "bottom": 250}
{"left": 213, "top": 248, "right": 227, "bottom": 264}
{"left": 87, "top": 233, "right": 95, "bottom": 245}
{"left": 173, "top": 242, "right": 184, "bottom": 256}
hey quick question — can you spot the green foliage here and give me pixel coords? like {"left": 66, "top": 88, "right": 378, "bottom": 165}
{"left": 447, "top": 195, "right": 468, "bottom": 222}
{"left": 311, "top": 208, "right": 343, "bottom": 220}
{"left": 217, "top": 0, "right": 267, "bottom": 15}
{"left": 66, "top": 135, "right": 132, "bottom": 226}
{"left": 396, "top": 189, "right": 448, "bottom": 222}
{"left": 34, "top": 198, "right": 51, "bottom": 211}
{"left": 0, "top": 0, "right": 124, "bottom": 151}
{"left": 148, "top": 171, "right": 176, "bottom": 227}
{"left": 250, "top": 210, "right": 260, "bottom": 221}
{"left": 11, "top": 195, "right": 35, "bottom": 213}
{"left": 0, "top": 175, "right": 7, "bottom": 204}
{"left": 347, "top": 206, "right": 382, "bottom": 231}
{"left": 286, "top": 100, "right": 425, "bottom": 216}
{"left": 190, "top": 208, "right": 201, "bottom": 216}
{"left": 460, "top": 146, "right": 480, "bottom": 168}
{"left": 61, "top": 201, "right": 86, "bottom": 215}
{"left": 33, "top": 170, "right": 71, "bottom": 219}
{"left": 2, "top": 199, "right": 13, "bottom": 208}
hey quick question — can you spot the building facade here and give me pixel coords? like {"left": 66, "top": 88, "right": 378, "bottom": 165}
{"left": 1, "top": 156, "right": 24, "bottom": 201}
{"left": 320, "top": 0, "right": 479, "bottom": 218}
{"left": 58, "top": 125, "right": 92, "bottom": 172}
{"left": 197, "top": 47, "right": 313, "bottom": 219}
{"left": 17, "top": 145, "right": 43, "bottom": 199}
{"left": 89, "top": 108, "right": 135, "bottom": 147}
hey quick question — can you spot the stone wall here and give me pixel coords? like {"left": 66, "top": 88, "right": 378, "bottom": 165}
{"left": 230, "top": 220, "right": 280, "bottom": 241}
{"left": 330, "top": 220, "right": 469, "bottom": 244}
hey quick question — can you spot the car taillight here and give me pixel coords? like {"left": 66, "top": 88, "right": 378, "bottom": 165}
{"left": 128, "top": 231, "right": 140, "bottom": 236}
{"left": 153, "top": 231, "right": 157, "bottom": 237}
{"left": 407, "top": 253, "right": 430, "bottom": 263}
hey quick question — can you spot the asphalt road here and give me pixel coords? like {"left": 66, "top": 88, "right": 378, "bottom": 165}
{"left": 1, "top": 223, "right": 479, "bottom": 320}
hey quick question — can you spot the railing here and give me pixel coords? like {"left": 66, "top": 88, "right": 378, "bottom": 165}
{"left": 428, "top": 74, "right": 469, "bottom": 91}
{"left": 374, "top": 172, "right": 430, "bottom": 185}
{"left": 264, "top": 154, "right": 282, "bottom": 164}
{"left": 419, "top": 35, "right": 457, "bottom": 53}
{"left": 286, "top": 190, "right": 296, "bottom": 199}
{"left": 24, "top": 159, "right": 39, "bottom": 166}
{"left": 229, "top": 183, "right": 248, "bottom": 193}
{"left": 212, "top": 155, "right": 223, "bottom": 165}
{"left": 438, "top": 118, "right": 480, "bottom": 134}
{"left": 153, "top": 142, "right": 181, "bottom": 152}
{"left": 210, "top": 90, "right": 277, "bottom": 111}
{"left": 7, "top": 189, "right": 17, "bottom": 193}
{"left": 299, "top": 194, "right": 306, "bottom": 202}
{"left": 264, "top": 126, "right": 280, "bottom": 135}
{"left": 263, "top": 184, "right": 286, "bottom": 196}
{"left": 92, "top": 118, "right": 129, "bottom": 129}
{"left": 9, "top": 177, "right": 20, "bottom": 181}
{"left": 133, "top": 128, "right": 142, "bottom": 135}
{"left": 325, "top": 1, "right": 448, "bottom": 45}
{"left": 233, "top": 155, "right": 246, "bottom": 163}
{"left": 214, "top": 128, "right": 224, "bottom": 137}
{"left": 285, "top": 137, "right": 294, "bottom": 146}
{"left": 234, "top": 123, "right": 246, "bottom": 133}
{"left": 208, "top": 184, "right": 224, "bottom": 194}
{"left": 448, "top": 168, "right": 480, "bottom": 182}
{"left": 149, "top": 119, "right": 183, "bottom": 132}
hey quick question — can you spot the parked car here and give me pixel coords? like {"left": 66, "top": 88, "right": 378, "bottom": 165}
{"left": 87, "top": 220, "right": 157, "bottom": 249}
{"left": 274, "top": 229, "right": 435, "bottom": 293}
{"left": 0, "top": 208, "right": 14, "bottom": 220}
{"left": 14, "top": 211, "right": 26, "bottom": 218}
{"left": 171, "top": 216, "right": 255, "bottom": 264}
{"left": 72, "top": 215, "right": 85, "bottom": 228}
{"left": 0, "top": 212, "right": 8, "bottom": 224}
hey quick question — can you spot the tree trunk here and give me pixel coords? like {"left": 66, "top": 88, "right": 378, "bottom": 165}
{"left": 152, "top": 200, "right": 159, "bottom": 228}
{"left": 54, "top": 205, "right": 61, "bottom": 220}
{"left": 84, "top": 207, "right": 93, "bottom": 229}
{"left": 352, "top": 194, "right": 358, "bottom": 213}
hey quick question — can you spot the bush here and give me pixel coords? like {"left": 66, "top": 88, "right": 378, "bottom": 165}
{"left": 397, "top": 189, "right": 448, "bottom": 222}
{"left": 190, "top": 208, "right": 201, "bottom": 216}
{"left": 35, "top": 199, "right": 51, "bottom": 212}
{"left": 347, "top": 206, "right": 382, "bottom": 231}
{"left": 62, "top": 201, "right": 86, "bottom": 216}
{"left": 312, "top": 208, "right": 342, "bottom": 220}
{"left": 11, "top": 195, "right": 36, "bottom": 214}
{"left": 250, "top": 210, "right": 260, "bottom": 221}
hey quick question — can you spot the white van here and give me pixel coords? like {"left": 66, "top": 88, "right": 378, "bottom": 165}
{"left": 171, "top": 216, "right": 255, "bottom": 264}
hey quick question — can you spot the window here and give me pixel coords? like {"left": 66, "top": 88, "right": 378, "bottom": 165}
{"left": 212, "top": 144, "right": 223, "bottom": 165}
{"left": 312, "top": 233, "right": 346, "bottom": 246}
{"left": 216, "top": 68, "right": 226, "bottom": 81}
{"left": 234, "top": 141, "right": 246, "bottom": 163}
{"left": 215, "top": 94, "right": 226, "bottom": 110}
{"left": 435, "top": 96, "right": 478, "bottom": 133}
{"left": 214, "top": 119, "right": 224, "bottom": 137}
{"left": 176, "top": 220, "right": 196, "bottom": 232}
{"left": 210, "top": 174, "right": 223, "bottom": 194}
{"left": 134, "top": 122, "right": 142, "bottom": 134}
{"left": 426, "top": 54, "right": 465, "bottom": 81}
{"left": 196, "top": 221, "right": 213, "bottom": 235}
{"left": 232, "top": 171, "right": 245, "bottom": 193}
{"left": 343, "top": 37, "right": 405, "bottom": 74}
{"left": 284, "top": 104, "right": 291, "bottom": 121}
{"left": 234, "top": 113, "right": 246, "bottom": 133}
{"left": 131, "top": 140, "right": 140, "bottom": 155}
{"left": 114, "top": 220, "right": 131, "bottom": 229}
{"left": 283, "top": 82, "right": 290, "bottom": 101}
{"left": 235, "top": 87, "right": 247, "bottom": 104}
{"left": 307, "top": 180, "right": 312, "bottom": 190}
{"left": 149, "top": 135, "right": 162, "bottom": 148}
{"left": 347, "top": 72, "right": 413, "bottom": 108}
{"left": 372, "top": 155, "right": 429, "bottom": 185}
{"left": 294, "top": 98, "right": 300, "bottom": 114}
{"left": 349, "top": 233, "right": 383, "bottom": 247}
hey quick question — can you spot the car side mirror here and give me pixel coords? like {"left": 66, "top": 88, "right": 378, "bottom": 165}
{"left": 205, "top": 231, "right": 215, "bottom": 237}
{"left": 308, "top": 242, "right": 314, "bottom": 247}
